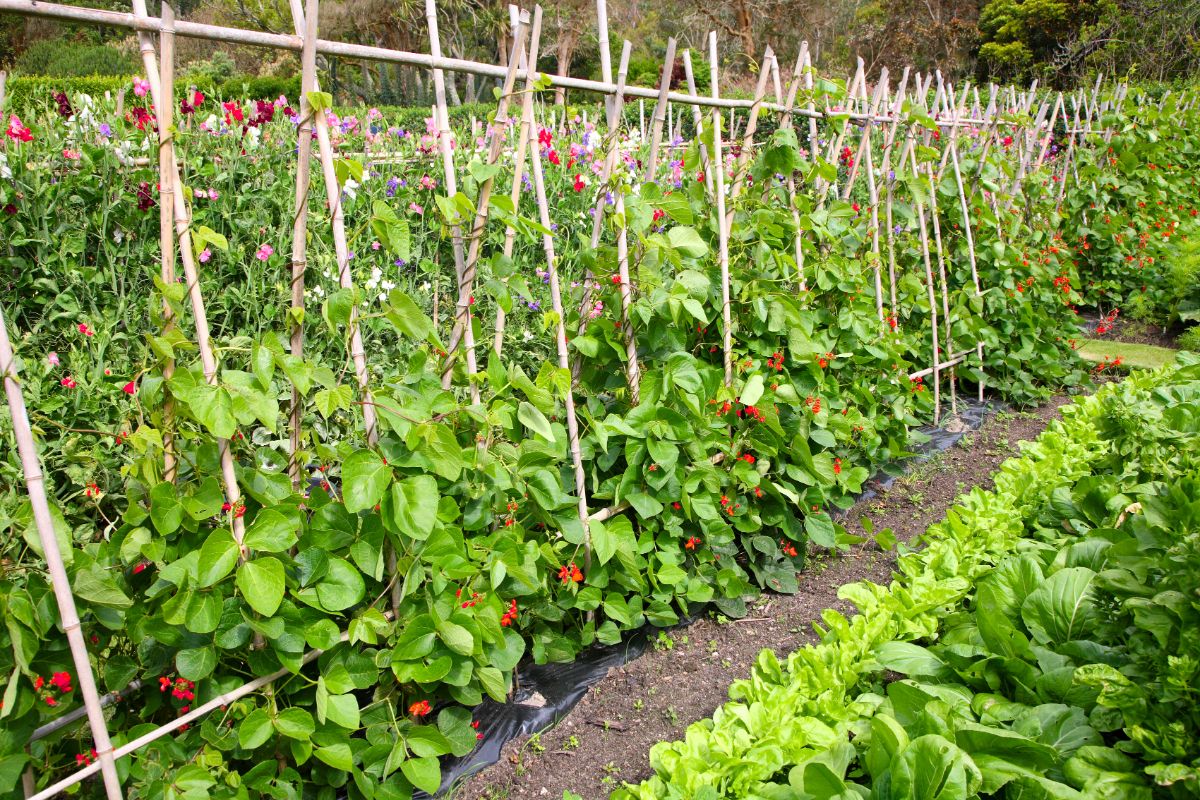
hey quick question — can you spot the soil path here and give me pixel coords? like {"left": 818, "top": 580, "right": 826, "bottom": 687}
{"left": 453, "top": 397, "right": 1073, "bottom": 800}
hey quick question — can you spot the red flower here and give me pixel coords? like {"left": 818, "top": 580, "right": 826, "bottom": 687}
{"left": 671, "top": 502, "right": 681, "bottom": 510}
{"left": 45, "top": 696, "right": 57, "bottom": 707}
{"left": 34, "top": 676, "right": 44, "bottom": 690}
{"left": 538, "top": 128, "right": 552, "bottom": 148}
{"left": 501, "top": 599, "right": 519, "bottom": 627}
{"left": 409, "top": 700, "right": 432, "bottom": 717}
{"left": 557, "top": 563, "right": 584, "bottom": 584}
{"left": 833, "top": 457, "right": 842, "bottom": 475}
{"left": 852, "top": 202, "right": 860, "bottom": 213}
{"left": 6, "top": 114, "right": 33, "bottom": 143}
{"left": 122, "top": 381, "right": 137, "bottom": 395}
{"left": 653, "top": 208, "right": 666, "bottom": 223}
{"left": 741, "top": 453, "right": 755, "bottom": 463}
{"left": 78, "top": 323, "right": 94, "bottom": 337}
{"left": 573, "top": 174, "right": 585, "bottom": 192}
{"left": 684, "top": 536, "right": 701, "bottom": 551}
{"left": 60, "top": 376, "right": 77, "bottom": 389}
{"left": 611, "top": 274, "right": 622, "bottom": 285}
{"left": 133, "top": 562, "right": 148, "bottom": 574}
{"left": 548, "top": 149, "right": 560, "bottom": 166}
{"left": 50, "top": 672, "right": 73, "bottom": 693}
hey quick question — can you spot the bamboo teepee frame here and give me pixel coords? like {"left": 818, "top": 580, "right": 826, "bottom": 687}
{"left": 0, "top": 0, "right": 1134, "bottom": 794}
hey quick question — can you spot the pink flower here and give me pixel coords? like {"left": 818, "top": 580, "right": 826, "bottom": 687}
{"left": 6, "top": 114, "right": 32, "bottom": 143}
{"left": 123, "top": 381, "right": 136, "bottom": 395}
{"left": 78, "top": 323, "right": 94, "bottom": 337}
{"left": 419, "top": 175, "right": 437, "bottom": 191}
{"left": 62, "top": 149, "right": 81, "bottom": 161}
{"left": 256, "top": 244, "right": 274, "bottom": 261}
{"left": 274, "top": 94, "right": 289, "bottom": 109}
{"left": 47, "top": 352, "right": 60, "bottom": 366}
{"left": 409, "top": 203, "right": 424, "bottom": 215}
{"left": 199, "top": 248, "right": 212, "bottom": 263}
{"left": 371, "top": 240, "right": 382, "bottom": 250}
{"left": 133, "top": 78, "right": 150, "bottom": 97}
{"left": 207, "top": 188, "right": 219, "bottom": 200}
{"left": 60, "top": 376, "right": 77, "bottom": 389}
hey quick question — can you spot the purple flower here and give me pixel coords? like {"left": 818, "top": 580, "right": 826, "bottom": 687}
{"left": 386, "top": 177, "right": 400, "bottom": 197}
{"left": 395, "top": 258, "right": 406, "bottom": 268}
{"left": 98, "top": 123, "right": 112, "bottom": 138}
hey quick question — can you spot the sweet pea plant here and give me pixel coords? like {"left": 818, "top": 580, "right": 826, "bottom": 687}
{"left": 0, "top": 73, "right": 1190, "bottom": 798}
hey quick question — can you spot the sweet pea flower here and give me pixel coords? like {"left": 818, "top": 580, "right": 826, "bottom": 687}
{"left": 133, "top": 77, "right": 150, "bottom": 97}
{"left": 6, "top": 114, "right": 32, "bottom": 143}
{"left": 78, "top": 323, "right": 94, "bottom": 337}
{"left": 256, "top": 243, "right": 274, "bottom": 261}
{"left": 123, "top": 381, "right": 137, "bottom": 395}
{"left": 199, "top": 248, "right": 212, "bottom": 263}
{"left": 47, "top": 352, "right": 60, "bottom": 366}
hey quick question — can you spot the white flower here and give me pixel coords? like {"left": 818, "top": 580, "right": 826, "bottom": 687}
{"left": 0, "top": 153, "right": 10, "bottom": 180}
{"left": 343, "top": 178, "right": 360, "bottom": 200}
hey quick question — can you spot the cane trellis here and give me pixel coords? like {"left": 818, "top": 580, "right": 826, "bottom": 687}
{"left": 0, "top": 0, "right": 1156, "bottom": 795}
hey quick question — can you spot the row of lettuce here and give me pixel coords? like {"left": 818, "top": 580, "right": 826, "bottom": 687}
{"left": 615, "top": 353, "right": 1200, "bottom": 799}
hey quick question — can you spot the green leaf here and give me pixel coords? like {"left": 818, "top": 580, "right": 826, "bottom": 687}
{"left": 319, "top": 686, "right": 360, "bottom": 730}
{"left": 239, "top": 709, "right": 274, "bottom": 749}
{"left": 740, "top": 374, "right": 765, "bottom": 407}
{"left": 889, "top": 734, "right": 983, "bottom": 800}
{"left": 436, "top": 619, "right": 476, "bottom": 656}
{"left": 150, "top": 482, "right": 184, "bottom": 534}
{"left": 196, "top": 530, "right": 240, "bottom": 587}
{"left": 873, "top": 642, "right": 948, "bottom": 678}
{"left": 315, "top": 743, "right": 354, "bottom": 772}
{"left": 316, "top": 558, "right": 366, "bottom": 612}
{"left": 805, "top": 512, "right": 836, "bottom": 548}
{"left": 243, "top": 509, "right": 299, "bottom": 553}
{"left": 386, "top": 289, "right": 435, "bottom": 341}
{"left": 476, "top": 665, "right": 508, "bottom": 701}
{"left": 72, "top": 565, "right": 133, "bottom": 609}
{"left": 388, "top": 476, "right": 439, "bottom": 540}
{"left": 275, "top": 708, "right": 316, "bottom": 740}
{"left": 666, "top": 226, "right": 708, "bottom": 258}
{"left": 401, "top": 756, "right": 441, "bottom": 794}
{"left": 1021, "top": 567, "right": 1099, "bottom": 645}
{"left": 176, "top": 645, "right": 217, "bottom": 681}
{"left": 342, "top": 450, "right": 393, "bottom": 513}
{"left": 236, "top": 557, "right": 286, "bottom": 617}
{"left": 518, "top": 401, "right": 556, "bottom": 443}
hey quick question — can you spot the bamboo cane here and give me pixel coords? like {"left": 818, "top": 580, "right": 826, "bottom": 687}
{"left": 682, "top": 51, "right": 714, "bottom": 195}
{"left": 943, "top": 86, "right": 987, "bottom": 401}
{"left": 643, "top": 37, "right": 678, "bottom": 181}
{"left": 133, "top": 0, "right": 248, "bottom": 558}
{"left": 709, "top": 32, "right": 733, "bottom": 387}
{"left": 727, "top": 44, "right": 774, "bottom": 217}
{"left": 426, "top": 0, "right": 480, "bottom": 406}
{"left": 905, "top": 133, "right": 942, "bottom": 423}
{"left": 158, "top": 4, "right": 177, "bottom": 484}
{"left": 439, "top": 18, "right": 528, "bottom": 387}
{"left": 0, "top": 302, "right": 123, "bottom": 800}
{"left": 524, "top": 67, "right": 593, "bottom": 570}
{"left": 286, "top": 0, "right": 318, "bottom": 492}
{"left": 492, "top": 7, "right": 540, "bottom": 356}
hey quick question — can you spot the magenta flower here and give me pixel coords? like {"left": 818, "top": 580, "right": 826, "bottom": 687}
{"left": 256, "top": 244, "right": 274, "bottom": 261}
{"left": 199, "top": 248, "right": 212, "bottom": 263}
{"left": 133, "top": 78, "right": 150, "bottom": 98}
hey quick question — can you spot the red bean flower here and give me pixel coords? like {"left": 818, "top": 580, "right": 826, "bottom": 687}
{"left": 409, "top": 700, "right": 432, "bottom": 718}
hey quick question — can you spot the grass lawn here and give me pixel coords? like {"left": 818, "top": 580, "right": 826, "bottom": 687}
{"left": 1076, "top": 338, "right": 1179, "bottom": 370}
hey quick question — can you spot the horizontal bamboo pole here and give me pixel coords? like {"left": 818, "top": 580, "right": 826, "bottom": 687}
{"left": 26, "top": 611, "right": 394, "bottom": 800}
{"left": 0, "top": 0, "right": 1029, "bottom": 126}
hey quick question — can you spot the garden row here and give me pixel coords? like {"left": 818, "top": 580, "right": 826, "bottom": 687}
{"left": 0, "top": 25, "right": 1198, "bottom": 798}
{"left": 615, "top": 355, "right": 1200, "bottom": 798}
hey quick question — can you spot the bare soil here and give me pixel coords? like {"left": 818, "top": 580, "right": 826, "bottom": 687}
{"left": 452, "top": 397, "right": 1073, "bottom": 800}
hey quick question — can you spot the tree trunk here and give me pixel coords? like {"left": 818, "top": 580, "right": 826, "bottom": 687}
{"left": 555, "top": 25, "right": 578, "bottom": 106}
{"left": 734, "top": 0, "right": 756, "bottom": 63}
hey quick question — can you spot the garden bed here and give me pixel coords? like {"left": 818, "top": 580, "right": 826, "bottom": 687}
{"left": 454, "top": 396, "right": 1071, "bottom": 799}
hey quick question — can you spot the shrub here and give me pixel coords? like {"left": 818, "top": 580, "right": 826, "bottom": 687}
{"left": 13, "top": 41, "right": 135, "bottom": 77}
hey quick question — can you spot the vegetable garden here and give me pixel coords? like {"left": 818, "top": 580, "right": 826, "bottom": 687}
{"left": 0, "top": 0, "right": 1199, "bottom": 797}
